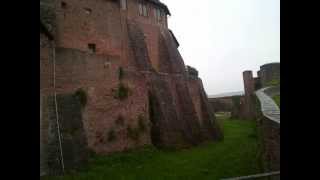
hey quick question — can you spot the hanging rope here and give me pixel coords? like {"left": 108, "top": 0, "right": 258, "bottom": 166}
{"left": 52, "top": 41, "right": 65, "bottom": 173}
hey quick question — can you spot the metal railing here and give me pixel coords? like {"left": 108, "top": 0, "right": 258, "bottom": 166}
{"left": 221, "top": 171, "right": 280, "bottom": 180}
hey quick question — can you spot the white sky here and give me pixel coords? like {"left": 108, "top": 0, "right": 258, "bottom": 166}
{"left": 161, "top": 0, "right": 280, "bottom": 95}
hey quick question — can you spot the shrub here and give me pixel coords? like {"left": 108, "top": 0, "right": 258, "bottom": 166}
{"left": 107, "top": 129, "right": 116, "bottom": 142}
{"left": 138, "top": 115, "right": 146, "bottom": 132}
{"left": 115, "top": 114, "right": 125, "bottom": 126}
{"left": 113, "top": 83, "right": 130, "bottom": 100}
{"left": 74, "top": 88, "right": 87, "bottom": 107}
{"left": 118, "top": 67, "right": 124, "bottom": 80}
{"left": 127, "top": 125, "right": 140, "bottom": 141}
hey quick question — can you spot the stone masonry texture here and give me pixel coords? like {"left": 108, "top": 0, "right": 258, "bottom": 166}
{"left": 260, "top": 63, "right": 280, "bottom": 87}
{"left": 40, "top": 0, "right": 223, "bottom": 174}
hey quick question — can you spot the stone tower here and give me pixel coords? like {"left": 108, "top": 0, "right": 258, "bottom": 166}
{"left": 260, "top": 63, "right": 280, "bottom": 87}
{"left": 243, "top": 70, "right": 255, "bottom": 119}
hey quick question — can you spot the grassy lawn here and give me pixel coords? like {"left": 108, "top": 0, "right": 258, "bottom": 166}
{"left": 272, "top": 95, "right": 280, "bottom": 108}
{"left": 42, "top": 116, "right": 262, "bottom": 180}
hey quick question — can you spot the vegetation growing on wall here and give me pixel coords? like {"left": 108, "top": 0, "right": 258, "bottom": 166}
{"left": 112, "top": 67, "right": 131, "bottom": 101}
{"left": 113, "top": 83, "right": 130, "bottom": 100}
{"left": 272, "top": 95, "right": 280, "bottom": 108}
{"left": 126, "top": 115, "right": 147, "bottom": 142}
{"left": 115, "top": 114, "right": 125, "bottom": 126}
{"left": 148, "top": 92, "right": 163, "bottom": 147}
{"left": 266, "top": 79, "right": 280, "bottom": 87}
{"left": 127, "top": 125, "right": 140, "bottom": 141}
{"left": 118, "top": 67, "right": 124, "bottom": 80}
{"left": 232, "top": 96, "right": 241, "bottom": 109}
{"left": 74, "top": 88, "right": 87, "bottom": 107}
{"left": 107, "top": 129, "right": 116, "bottom": 142}
{"left": 138, "top": 114, "right": 147, "bottom": 132}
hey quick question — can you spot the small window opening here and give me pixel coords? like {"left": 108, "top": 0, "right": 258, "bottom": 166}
{"left": 155, "top": 8, "right": 161, "bottom": 21}
{"left": 120, "top": 0, "right": 127, "bottom": 10}
{"left": 139, "top": 4, "right": 142, "bottom": 15}
{"left": 84, "top": 8, "right": 92, "bottom": 15}
{"left": 88, "top": 44, "right": 96, "bottom": 53}
{"left": 139, "top": 2, "right": 148, "bottom": 16}
{"left": 143, "top": 5, "right": 147, "bottom": 16}
{"left": 61, "top": 2, "right": 67, "bottom": 9}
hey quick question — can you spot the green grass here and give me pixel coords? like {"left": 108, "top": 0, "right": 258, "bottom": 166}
{"left": 42, "top": 116, "right": 263, "bottom": 180}
{"left": 272, "top": 95, "right": 280, "bottom": 108}
{"left": 266, "top": 79, "right": 280, "bottom": 87}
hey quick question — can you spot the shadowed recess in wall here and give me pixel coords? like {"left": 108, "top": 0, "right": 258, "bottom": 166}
{"left": 199, "top": 86, "right": 224, "bottom": 141}
{"left": 127, "top": 21, "right": 154, "bottom": 71}
{"left": 147, "top": 75, "right": 191, "bottom": 149}
{"left": 175, "top": 79, "right": 203, "bottom": 145}
{"left": 43, "top": 93, "right": 88, "bottom": 175}
{"left": 158, "top": 29, "right": 186, "bottom": 74}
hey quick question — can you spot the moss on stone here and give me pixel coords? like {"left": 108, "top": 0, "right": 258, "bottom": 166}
{"left": 118, "top": 67, "right": 124, "bottom": 80}
{"left": 74, "top": 88, "right": 87, "bottom": 107}
{"left": 266, "top": 79, "right": 280, "bottom": 87}
{"left": 138, "top": 115, "right": 146, "bottom": 132}
{"left": 272, "top": 95, "right": 280, "bottom": 108}
{"left": 113, "top": 83, "right": 130, "bottom": 100}
{"left": 107, "top": 129, "right": 116, "bottom": 142}
{"left": 127, "top": 125, "right": 140, "bottom": 141}
{"left": 115, "top": 114, "right": 125, "bottom": 126}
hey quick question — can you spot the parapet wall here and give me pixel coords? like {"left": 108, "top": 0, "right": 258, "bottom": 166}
{"left": 187, "top": 77, "right": 223, "bottom": 141}
{"left": 209, "top": 97, "right": 236, "bottom": 112}
{"left": 255, "top": 88, "right": 280, "bottom": 172}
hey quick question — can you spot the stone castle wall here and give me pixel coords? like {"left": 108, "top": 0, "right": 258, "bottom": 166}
{"left": 260, "top": 63, "right": 280, "bottom": 87}
{"left": 41, "top": 0, "right": 222, "bottom": 174}
{"left": 209, "top": 97, "right": 234, "bottom": 112}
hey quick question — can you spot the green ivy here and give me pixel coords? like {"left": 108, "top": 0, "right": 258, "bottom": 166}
{"left": 266, "top": 79, "right": 280, "bottom": 87}
{"left": 118, "top": 67, "right": 124, "bottom": 80}
{"left": 127, "top": 125, "right": 140, "bottom": 141}
{"left": 115, "top": 114, "right": 125, "bottom": 126}
{"left": 138, "top": 115, "right": 146, "bottom": 132}
{"left": 113, "top": 83, "right": 130, "bottom": 100}
{"left": 74, "top": 88, "right": 87, "bottom": 107}
{"left": 107, "top": 129, "right": 116, "bottom": 142}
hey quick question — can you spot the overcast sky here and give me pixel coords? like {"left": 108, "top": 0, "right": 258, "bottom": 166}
{"left": 161, "top": 0, "right": 280, "bottom": 95}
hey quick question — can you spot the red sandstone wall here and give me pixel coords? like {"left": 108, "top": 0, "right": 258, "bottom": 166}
{"left": 40, "top": 32, "right": 52, "bottom": 175}
{"left": 187, "top": 77, "right": 223, "bottom": 141}
{"left": 55, "top": 0, "right": 168, "bottom": 71}
{"left": 243, "top": 71, "right": 256, "bottom": 119}
{"left": 188, "top": 78, "right": 204, "bottom": 126}
{"left": 41, "top": 0, "right": 222, "bottom": 155}
{"left": 209, "top": 97, "right": 234, "bottom": 112}
{"left": 41, "top": 42, "right": 152, "bottom": 154}
{"left": 52, "top": 48, "right": 151, "bottom": 153}
{"left": 55, "top": 0, "right": 122, "bottom": 56}
{"left": 40, "top": 33, "right": 54, "bottom": 95}
{"left": 126, "top": 0, "right": 168, "bottom": 28}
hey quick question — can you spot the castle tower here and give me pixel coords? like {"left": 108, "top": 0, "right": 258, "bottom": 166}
{"left": 259, "top": 62, "right": 280, "bottom": 87}
{"left": 243, "top": 70, "right": 255, "bottom": 119}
